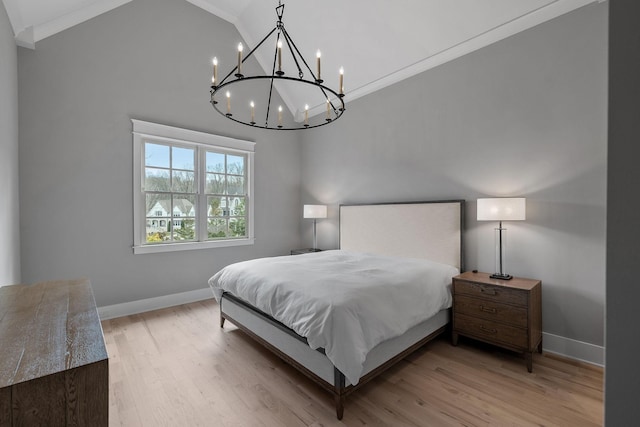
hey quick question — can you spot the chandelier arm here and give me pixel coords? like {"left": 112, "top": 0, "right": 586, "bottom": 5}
{"left": 217, "top": 26, "right": 278, "bottom": 87}
{"left": 265, "top": 78, "right": 276, "bottom": 127}
{"left": 243, "top": 26, "right": 277, "bottom": 63}
{"left": 282, "top": 27, "right": 318, "bottom": 82}
{"left": 280, "top": 27, "right": 304, "bottom": 79}
{"left": 280, "top": 26, "right": 344, "bottom": 117}
{"left": 263, "top": 32, "right": 282, "bottom": 127}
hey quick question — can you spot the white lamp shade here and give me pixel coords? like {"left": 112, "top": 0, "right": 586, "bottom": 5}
{"left": 477, "top": 198, "right": 526, "bottom": 221}
{"left": 303, "top": 204, "right": 327, "bottom": 219}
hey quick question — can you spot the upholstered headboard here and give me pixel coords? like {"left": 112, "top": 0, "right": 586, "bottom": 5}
{"left": 339, "top": 200, "right": 464, "bottom": 270}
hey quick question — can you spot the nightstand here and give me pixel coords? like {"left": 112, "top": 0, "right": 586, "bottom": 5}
{"left": 290, "top": 248, "right": 322, "bottom": 255}
{"left": 452, "top": 271, "right": 542, "bottom": 372}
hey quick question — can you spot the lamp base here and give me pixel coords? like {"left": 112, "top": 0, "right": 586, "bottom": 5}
{"left": 490, "top": 273, "right": 513, "bottom": 280}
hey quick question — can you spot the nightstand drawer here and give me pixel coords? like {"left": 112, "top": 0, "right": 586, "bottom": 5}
{"left": 454, "top": 280, "right": 527, "bottom": 306}
{"left": 454, "top": 313, "right": 528, "bottom": 349}
{"left": 454, "top": 295, "right": 528, "bottom": 328}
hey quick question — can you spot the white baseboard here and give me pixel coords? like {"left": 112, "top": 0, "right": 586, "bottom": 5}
{"left": 542, "top": 332, "right": 604, "bottom": 367}
{"left": 98, "top": 287, "right": 213, "bottom": 320}
{"left": 98, "top": 290, "right": 605, "bottom": 367}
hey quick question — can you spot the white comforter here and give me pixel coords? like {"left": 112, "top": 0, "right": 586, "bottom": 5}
{"left": 208, "top": 250, "right": 457, "bottom": 385}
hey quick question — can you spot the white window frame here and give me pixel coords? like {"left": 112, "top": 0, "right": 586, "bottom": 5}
{"left": 132, "top": 119, "right": 255, "bottom": 254}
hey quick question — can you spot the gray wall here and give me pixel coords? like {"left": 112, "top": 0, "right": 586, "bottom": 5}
{"left": 0, "top": 1, "right": 20, "bottom": 286}
{"left": 12, "top": 0, "right": 609, "bottom": 359}
{"left": 300, "top": 3, "right": 607, "bottom": 348}
{"left": 17, "top": 0, "right": 301, "bottom": 306}
{"left": 606, "top": 0, "right": 640, "bottom": 423}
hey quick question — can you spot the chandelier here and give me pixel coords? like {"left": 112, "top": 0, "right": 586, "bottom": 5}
{"left": 209, "top": 1, "right": 345, "bottom": 130}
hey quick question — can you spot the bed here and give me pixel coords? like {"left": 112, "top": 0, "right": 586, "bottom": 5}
{"left": 209, "top": 200, "right": 464, "bottom": 419}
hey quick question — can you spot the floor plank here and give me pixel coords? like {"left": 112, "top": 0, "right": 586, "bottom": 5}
{"left": 102, "top": 299, "right": 603, "bottom": 426}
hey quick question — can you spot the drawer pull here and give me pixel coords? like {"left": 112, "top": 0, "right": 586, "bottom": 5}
{"left": 480, "top": 305, "right": 497, "bottom": 314}
{"left": 480, "top": 287, "right": 497, "bottom": 296}
{"left": 480, "top": 325, "right": 498, "bottom": 334}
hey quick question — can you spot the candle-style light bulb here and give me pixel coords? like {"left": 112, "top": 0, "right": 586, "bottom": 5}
{"left": 326, "top": 98, "right": 330, "bottom": 120}
{"left": 304, "top": 104, "right": 309, "bottom": 126}
{"left": 212, "top": 57, "right": 218, "bottom": 85}
{"left": 237, "top": 43, "right": 243, "bottom": 76}
{"left": 339, "top": 67, "right": 344, "bottom": 95}
{"left": 278, "top": 105, "right": 283, "bottom": 127}
{"left": 316, "top": 50, "right": 322, "bottom": 82}
{"left": 277, "top": 40, "right": 283, "bottom": 73}
{"left": 226, "top": 91, "right": 231, "bottom": 115}
{"left": 250, "top": 101, "right": 255, "bottom": 124}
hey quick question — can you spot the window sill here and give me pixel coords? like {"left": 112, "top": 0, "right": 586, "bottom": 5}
{"left": 133, "top": 238, "right": 255, "bottom": 254}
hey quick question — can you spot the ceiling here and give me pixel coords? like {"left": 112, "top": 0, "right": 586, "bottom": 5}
{"left": 3, "top": 0, "right": 600, "bottom": 118}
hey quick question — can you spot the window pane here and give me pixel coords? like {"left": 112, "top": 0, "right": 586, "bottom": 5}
{"left": 228, "top": 196, "right": 246, "bottom": 217}
{"left": 172, "top": 170, "right": 195, "bottom": 193}
{"left": 172, "top": 196, "right": 196, "bottom": 218}
{"left": 229, "top": 217, "right": 246, "bottom": 237}
{"left": 208, "top": 196, "right": 228, "bottom": 217}
{"left": 206, "top": 173, "right": 225, "bottom": 194}
{"left": 172, "top": 195, "right": 196, "bottom": 241}
{"left": 172, "top": 146, "right": 194, "bottom": 170}
{"left": 146, "top": 194, "right": 170, "bottom": 217}
{"left": 227, "top": 176, "right": 245, "bottom": 195}
{"left": 145, "top": 168, "right": 170, "bottom": 192}
{"left": 173, "top": 218, "right": 196, "bottom": 241}
{"left": 145, "top": 143, "right": 170, "bottom": 168}
{"left": 146, "top": 194, "right": 170, "bottom": 243}
{"left": 227, "top": 155, "right": 244, "bottom": 175}
{"left": 206, "top": 152, "right": 225, "bottom": 173}
{"left": 208, "top": 218, "right": 228, "bottom": 239}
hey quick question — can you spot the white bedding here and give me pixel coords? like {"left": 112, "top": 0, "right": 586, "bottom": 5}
{"left": 208, "top": 250, "right": 458, "bottom": 385}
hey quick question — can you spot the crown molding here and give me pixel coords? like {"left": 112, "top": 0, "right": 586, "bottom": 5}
{"left": 335, "top": 0, "right": 600, "bottom": 112}
{"left": 7, "top": 0, "right": 131, "bottom": 49}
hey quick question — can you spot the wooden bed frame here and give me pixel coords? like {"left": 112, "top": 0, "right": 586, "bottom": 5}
{"left": 219, "top": 200, "right": 465, "bottom": 419}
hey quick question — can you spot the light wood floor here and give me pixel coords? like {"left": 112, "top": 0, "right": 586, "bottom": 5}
{"left": 102, "top": 299, "right": 603, "bottom": 426}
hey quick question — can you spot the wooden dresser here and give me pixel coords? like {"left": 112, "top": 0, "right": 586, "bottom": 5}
{"left": 452, "top": 271, "right": 542, "bottom": 372}
{"left": 0, "top": 279, "right": 108, "bottom": 426}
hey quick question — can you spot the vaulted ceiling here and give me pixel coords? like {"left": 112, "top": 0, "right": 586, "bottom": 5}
{"left": 2, "top": 0, "right": 600, "bottom": 117}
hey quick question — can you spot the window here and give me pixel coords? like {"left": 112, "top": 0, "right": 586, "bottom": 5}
{"left": 132, "top": 119, "right": 255, "bottom": 254}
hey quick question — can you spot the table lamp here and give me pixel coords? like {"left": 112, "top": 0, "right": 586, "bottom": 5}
{"left": 477, "top": 198, "right": 526, "bottom": 280}
{"left": 303, "top": 204, "right": 327, "bottom": 250}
